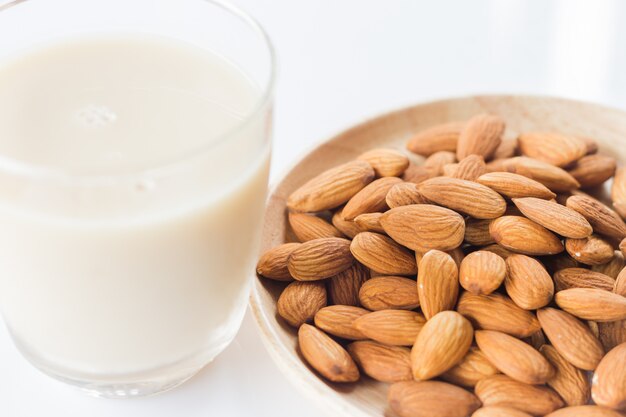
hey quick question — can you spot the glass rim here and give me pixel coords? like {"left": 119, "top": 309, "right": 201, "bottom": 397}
{"left": 0, "top": 0, "right": 277, "bottom": 184}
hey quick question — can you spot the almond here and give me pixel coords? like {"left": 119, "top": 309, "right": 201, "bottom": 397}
{"left": 418, "top": 177, "right": 507, "bottom": 219}
{"left": 472, "top": 407, "right": 533, "bottom": 417}
{"left": 477, "top": 171, "right": 556, "bottom": 200}
{"left": 475, "top": 374, "right": 564, "bottom": 415}
{"left": 277, "top": 281, "right": 326, "bottom": 327}
{"left": 465, "top": 219, "right": 496, "bottom": 246}
{"left": 256, "top": 242, "right": 300, "bottom": 281}
{"left": 411, "top": 311, "right": 473, "bottom": 380}
{"left": 598, "top": 320, "right": 626, "bottom": 351}
{"left": 494, "top": 137, "right": 519, "bottom": 159}
{"left": 424, "top": 150, "right": 457, "bottom": 176}
{"left": 388, "top": 380, "right": 481, "bottom": 417}
{"left": 480, "top": 243, "right": 517, "bottom": 259}
{"left": 612, "top": 167, "right": 626, "bottom": 219}
{"left": 417, "top": 250, "right": 459, "bottom": 319}
{"left": 358, "top": 276, "right": 419, "bottom": 310}
{"left": 512, "top": 197, "right": 592, "bottom": 239}
{"left": 528, "top": 329, "right": 547, "bottom": 350}
{"left": 331, "top": 207, "right": 362, "bottom": 238}
{"left": 540, "top": 344, "right": 591, "bottom": 406}
{"left": 287, "top": 160, "right": 375, "bottom": 212}
{"left": 568, "top": 155, "right": 617, "bottom": 188}
{"left": 357, "top": 148, "right": 409, "bottom": 177}
{"left": 543, "top": 253, "right": 580, "bottom": 275}
{"left": 456, "top": 113, "right": 505, "bottom": 160}
{"left": 443, "top": 162, "right": 458, "bottom": 176}
{"left": 342, "top": 177, "right": 403, "bottom": 220}
{"left": 545, "top": 406, "right": 624, "bottom": 417}
{"left": 475, "top": 330, "right": 554, "bottom": 385}
{"left": 592, "top": 342, "right": 626, "bottom": 410}
{"left": 288, "top": 212, "right": 344, "bottom": 242}
{"left": 385, "top": 182, "right": 429, "bottom": 208}
{"left": 287, "top": 237, "right": 354, "bottom": 281}
{"left": 553, "top": 268, "right": 615, "bottom": 292}
{"left": 327, "top": 261, "right": 370, "bottom": 306}
{"left": 581, "top": 136, "right": 600, "bottom": 154}
{"left": 566, "top": 194, "right": 626, "bottom": 241}
{"left": 615, "top": 267, "right": 626, "bottom": 296}
{"left": 350, "top": 232, "right": 417, "bottom": 275}
{"left": 298, "top": 323, "right": 359, "bottom": 382}
{"left": 314, "top": 305, "right": 368, "bottom": 340}
{"left": 441, "top": 346, "right": 499, "bottom": 387}
{"left": 489, "top": 216, "right": 564, "bottom": 256}
{"left": 555, "top": 288, "right": 626, "bottom": 322}
{"left": 537, "top": 307, "right": 604, "bottom": 371}
{"left": 353, "top": 212, "right": 385, "bottom": 233}
{"left": 622, "top": 238, "right": 626, "bottom": 257}
{"left": 459, "top": 251, "right": 506, "bottom": 295}
{"left": 450, "top": 155, "right": 487, "bottom": 180}
{"left": 518, "top": 132, "right": 587, "bottom": 167}
{"left": 565, "top": 235, "right": 615, "bottom": 266}
{"left": 505, "top": 254, "right": 554, "bottom": 309}
{"left": 380, "top": 204, "right": 465, "bottom": 252}
{"left": 457, "top": 292, "right": 540, "bottom": 338}
{"left": 593, "top": 251, "right": 625, "bottom": 279}
{"left": 347, "top": 340, "right": 412, "bottom": 382}
{"left": 354, "top": 309, "right": 426, "bottom": 346}
{"left": 402, "top": 163, "right": 437, "bottom": 184}
{"left": 406, "top": 121, "right": 464, "bottom": 156}
{"left": 500, "top": 156, "right": 580, "bottom": 192}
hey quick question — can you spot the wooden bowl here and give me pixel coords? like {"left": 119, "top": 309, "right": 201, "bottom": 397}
{"left": 249, "top": 95, "right": 626, "bottom": 417}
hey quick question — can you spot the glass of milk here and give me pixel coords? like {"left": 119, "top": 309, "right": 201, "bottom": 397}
{"left": 0, "top": 0, "right": 274, "bottom": 398}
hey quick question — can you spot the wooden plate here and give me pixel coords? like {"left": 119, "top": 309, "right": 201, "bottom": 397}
{"left": 249, "top": 95, "right": 626, "bottom": 417}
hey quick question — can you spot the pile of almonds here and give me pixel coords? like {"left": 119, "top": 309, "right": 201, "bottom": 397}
{"left": 256, "top": 113, "right": 626, "bottom": 417}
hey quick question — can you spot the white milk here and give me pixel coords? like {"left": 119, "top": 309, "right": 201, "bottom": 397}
{"left": 0, "top": 35, "right": 270, "bottom": 382}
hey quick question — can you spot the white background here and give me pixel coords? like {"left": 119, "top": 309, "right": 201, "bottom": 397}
{"left": 2, "top": 0, "right": 626, "bottom": 416}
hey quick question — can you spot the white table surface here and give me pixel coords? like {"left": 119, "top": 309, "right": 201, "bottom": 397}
{"left": 3, "top": 0, "right": 626, "bottom": 415}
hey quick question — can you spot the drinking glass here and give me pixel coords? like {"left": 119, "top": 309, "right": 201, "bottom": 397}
{"left": 0, "top": 0, "right": 275, "bottom": 398}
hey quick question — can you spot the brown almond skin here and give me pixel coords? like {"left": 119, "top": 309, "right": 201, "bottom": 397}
{"left": 347, "top": 340, "right": 412, "bottom": 383}
{"left": 380, "top": 204, "right": 465, "bottom": 252}
{"left": 543, "top": 253, "right": 580, "bottom": 275}
{"left": 472, "top": 407, "right": 533, "bottom": 417}
{"left": 554, "top": 268, "right": 615, "bottom": 292}
{"left": 622, "top": 238, "right": 626, "bottom": 257}
{"left": 494, "top": 137, "right": 519, "bottom": 159}
{"left": 565, "top": 235, "right": 615, "bottom": 266}
{"left": 353, "top": 212, "right": 385, "bottom": 233}
{"left": 475, "top": 374, "right": 564, "bottom": 415}
{"left": 441, "top": 346, "right": 499, "bottom": 387}
{"left": 314, "top": 305, "right": 368, "bottom": 340}
{"left": 490, "top": 216, "right": 564, "bottom": 256}
{"left": 475, "top": 330, "right": 554, "bottom": 385}
{"left": 451, "top": 154, "right": 487, "bottom": 181}
{"left": 385, "top": 182, "right": 429, "bottom": 208}
{"left": 358, "top": 276, "right": 419, "bottom": 310}
{"left": 357, "top": 148, "right": 409, "bottom": 177}
{"left": 477, "top": 171, "right": 556, "bottom": 200}
{"left": 615, "top": 267, "right": 626, "bottom": 296}
{"left": 288, "top": 213, "right": 344, "bottom": 242}
{"left": 566, "top": 194, "right": 626, "bottom": 241}
{"left": 480, "top": 243, "right": 517, "bottom": 259}
{"left": 287, "top": 160, "right": 375, "bottom": 212}
{"left": 505, "top": 254, "right": 554, "bottom": 310}
{"left": 406, "top": 121, "right": 464, "bottom": 156}
{"left": 287, "top": 237, "right": 354, "bottom": 281}
{"left": 418, "top": 250, "right": 459, "bottom": 319}
{"left": 592, "top": 342, "right": 626, "bottom": 410}
{"left": 513, "top": 197, "right": 592, "bottom": 239}
{"left": 331, "top": 207, "right": 362, "bottom": 238}
{"left": 402, "top": 164, "right": 437, "bottom": 184}
{"left": 612, "top": 167, "right": 626, "bottom": 219}
{"left": 425, "top": 150, "right": 457, "bottom": 176}
{"left": 456, "top": 113, "right": 505, "bottom": 160}
{"left": 593, "top": 251, "right": 625, "bottom": 279}
{"left": 555, "top": 288, "right": 626, "bottom": 322}
{"left": 411, "top": 311, "right": 473, "bottom": 380}
{"left": 568, "top": 154, "right": 617, "bottom": 188}
{"left": 418, "top": 177, "right": 507, "bottom": 219}
{"left": 350, "top": 232, "right": 417, "bottom": 275}
{"left": 256, "top": 242, "right": 300, "bottom": 281}
{"left": 501, "top": 156, "right": 580, "bottom": 192}
{"left": 327, "top": 262, "right": 370, "bottom": 306}
{"left": 342, "top": 176, "right": 403, "bottom": 220}
{"left": 388, "top": 380, "right": 481, "bottom": 417}
{"left": 545, "top": 406, "right": 624, "bottom": 417}
{"left": 518, "top": 132, "right": 587, "bottom": 167}
{"left": 598, "top": 320, "right": 626, "bottom": 352}
{"left": 540, "top": 344, "right": 591, "bottom": 406}
{"left": 459, "top": 251, "right": 506, "bottom": 295}
{"left": 297, "top": 324, "right": 359, "bottom": 382}
{"left": 277, "top": 281, "right": 326, "bottom": 327}
{"left": 457, "top": 292, "right": 540, "bottom": 338}
{"left": 354, "top": 309, "right": 425, "bottom": 346}
{"left": 464, "top": 219, "right": 496, "bottom": 246}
